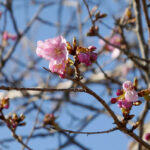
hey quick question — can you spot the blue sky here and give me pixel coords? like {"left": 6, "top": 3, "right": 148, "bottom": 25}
{"left": 0, "top": 0, "right": 146, "bottom": 149}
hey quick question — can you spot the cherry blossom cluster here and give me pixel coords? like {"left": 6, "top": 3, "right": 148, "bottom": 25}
{"left": 7, "top": 113, "right": 26, "bottom": 130}
{"left": 0, "top": 97, "right": 26, "bottom": 131}
{"left": 36, "top": 36, "right": 97, "bottom": 78}
{"left": 111, "top": 79, "right": 141, "bottom": 118}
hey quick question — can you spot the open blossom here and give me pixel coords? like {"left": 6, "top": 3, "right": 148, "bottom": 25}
{"left": 78, "top": 52, "right": 97, "bottom": 66}
{"left": 49, "top": 59, "right": 66, "bottom": 78}
{"left": 111, "top": 80, "right": 140, "bottom": 114}
{"left": 125, "top": 90, "right": 138, "bottom": 102}
{"left": 36, "top": 36, "right": 68, "bottom": 62}
{"left": 36, "top": 36, "right": 68, "bottom": 77}
{"left": 122, "top": 80, "right": 133, "bottom": 91}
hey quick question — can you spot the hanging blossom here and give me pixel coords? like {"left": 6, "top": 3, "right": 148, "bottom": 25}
{"left": 99, "top": 34, "right": 122, "bottom": 59}
{"left": 36, "top": 36, "right": 68, "bottom": 77}
{"left": 110, "top": 79, "right": 141, "bottom": 117}
{"left": 3, "top": 31, "right": 17, "bottom": 41}
{"left": 77, "top": 46, "right": 97, "bottom": 66}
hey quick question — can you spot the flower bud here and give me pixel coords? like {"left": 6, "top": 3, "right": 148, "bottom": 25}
{"left": 86, "top": 26, "right": 99, "bottom": 36}
{"left": 73, "top": 37, "right": 77, "bottom": 48}
{"left": 133, "top": 100, "right": 142, "bottom": 106}
{"left": 110, "top": 98, "right": 117, "bottom": 104}
{"left": 20, "top": 113, "right": 25, "bottom": 121}
{"left": 116, "top": 89, "right": 123, "bottom": 96}
{"left": 66, "top": 42, "right": 73, "bottom": 54}
{"left": 1, "top": 97, "right": 9, "bottom": 109}
{"left": 125, "top": 8, "right": 132, "bottom": 19}
{"left": 12, "top": 113, "right": 18, "bottom": 121}
{"left": 99, "top": 13, "right": 107, "bottom": 18}
{"left": 43, "top": 114, "right": 55, "bottom": 125}
{"left": 95, "top": 11, "right": 101, "bottom": 19}
{"left": 18, "top": 122, "right": 26, "bottom": 126}
{"left": 133, "top": 77, "right": 138, "bottom": 90}
{"left": 145, "top": 133, "right": 150, "bottom": 141}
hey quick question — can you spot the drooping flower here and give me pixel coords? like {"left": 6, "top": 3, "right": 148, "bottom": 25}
{"left": 78, "top": 52, "right": 97, "bottom": 66}
{"left": 36, "top": 36, "right": 68, "bottom": 62}
{"left": 49, "top": 59, "right": 67, "bottom": 78}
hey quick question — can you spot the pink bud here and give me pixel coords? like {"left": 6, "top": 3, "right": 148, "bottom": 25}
{"left": 3, "top": 104, "right": 9, "bottom": 109}
{"left": 90, "top": 52, "right": 97, "bottom": 62}
{"left": 116, "top": 89, "right": 123, "bottom": 96}
{"left": 145, "top": 133, "right": 150, "bottom": 141}
{"left": 3, "top": 32, "right": 9, "bottom": 40}
{"left": 111, "top": 98, "right": 117, "bottom": 104}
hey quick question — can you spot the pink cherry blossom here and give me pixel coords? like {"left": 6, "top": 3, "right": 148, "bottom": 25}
{"left": 36, "top": 36, "right": 68, "bottom": 78}
{"left": 99, "top": 34, "right": 122, "bottom": 52}
{"left": 36, "top": 36, "right": 68, "bottom": 62}
{"left": 99, "top": 34, "right": 122, "bottom": 59}
{"left": 78, "top": 53, "right": 91, "bottom": 66}
{"left": 49, "top": 59, "right": 66, "bottom": 78}
{"left": 122, "top": 81, "right": 133, "bottom": 91}
{"left": 125, "top": 90, "right": 138, "bottom": 102}
{"left": 108, "top": 34, "right": 122, "bottom": 51}
{"left": 78, "top": 52, "right": 97, "bottom": 66}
